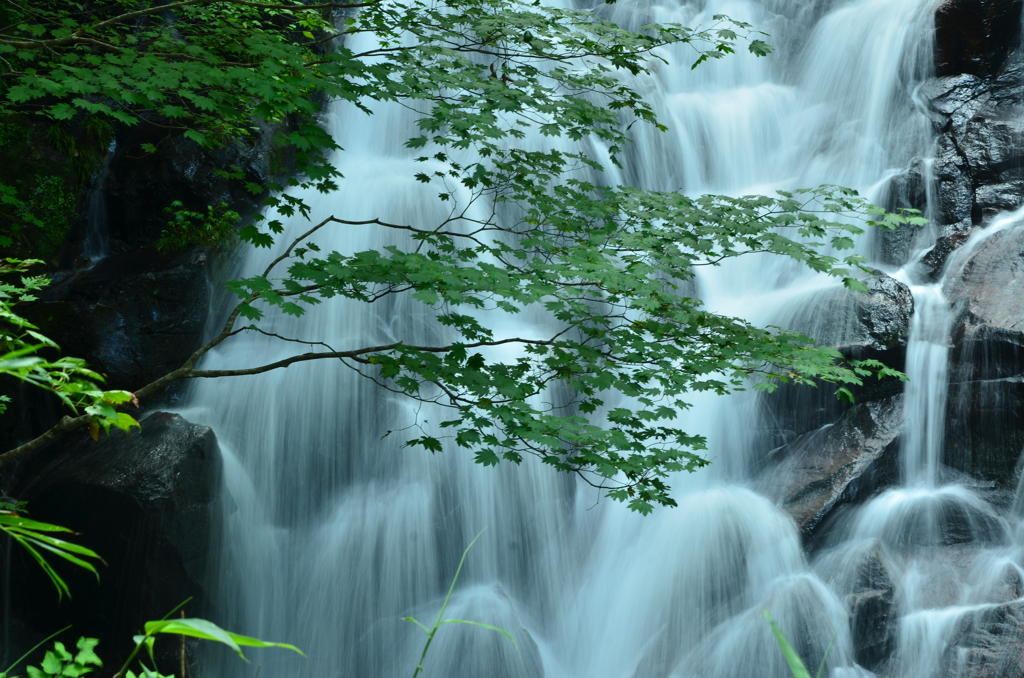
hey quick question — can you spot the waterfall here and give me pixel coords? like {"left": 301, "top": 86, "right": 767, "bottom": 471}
{"left": 168, "top": 0, "right": 1024, "bottom": 676}
{"left": 82, "top": 139, "right": 116, "bottom": 263}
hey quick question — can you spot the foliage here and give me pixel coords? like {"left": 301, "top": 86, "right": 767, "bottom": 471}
{"left": 0, "top": 115, "right": 112, "bottom": 258}
{"left": 22, "top": 638, "right": 102, "bottom": 678}
{"left": 762, "top": 610, "right": 839, "bottom": 678}
{"left": 154, "top": 201, "right": 242, "bottom": 252}
{"left": 0, "top": 502, "right": 104, "bottom": 601}
{"left": 404, "top": 530, "right": 515, "bottom": 678}
{"left": 0, "top": 0, "right": 923, "bottom": 512}
{"left": 0, "top": 259, "right": 139, "bottom": 436}
{"left": 115, "top": 615, "right": 303, "bottom": 678}
{"left": 4, "top": 606, "right": 300, "bottom": 678}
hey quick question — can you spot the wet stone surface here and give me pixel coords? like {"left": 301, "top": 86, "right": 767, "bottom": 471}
{"left": 757, "top": 395, "right": 904, "bottom": 536}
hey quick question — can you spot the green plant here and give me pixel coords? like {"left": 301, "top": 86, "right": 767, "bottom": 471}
{"left": 404, "top": 530, "right": 515, "bottom": 678}
{"left": 0, "top": 626, "right": 72, "bottom": 678}
{"left": 155, "top": 201, "right": 242, "bottom": 252}
{"left": 763, "top": 610, "right": 839, "bottom": 678}
{"left": 0, "top": 1, "right": 921, "bottom": 512}
{"left": 5, "top": 605, "right": 301, "bottom": 678}
{"left": 0, "top": 259, "right": 139, "bottom": 436}
{"left": 113, "top": 616, "right": 303, "bottom": 678}
{"left": 0, "top": 502, "right": 103, "bottom": 601}
{"left": 22, "top": 638, "right": 101, "bottom": 678}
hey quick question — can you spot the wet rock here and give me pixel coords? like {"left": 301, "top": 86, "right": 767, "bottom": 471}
{"left": 934, "top": 0, "right": 1024, "bottom": 79}
{"left": 845, "top": 274, "right": 915, "bottom": 353}
{"left": 960, "top": 116, "right": 1024, "bottom": 187}
{"left": 920, "top": 224, "right": 974, "bottom": 280}
{"left": 847, "top": 544, "right": 898, "bottom": 670}
{"left": 22, "top": 249, "right": 210, "bottom": 394}
{"left": 940, "top": 600, "right": 1024, "bottom": 678}
{"left": 923, "top": 75, "right": 987, "bottom": 134}
{"left": 934, "top": 134, "right": 976, "bottom": 225}
{"left": 945, "top": 225, "right": 1024, "bottom": 365}
{"left": 989, "top": 51, "right": 1024, "bottom": 107}
{"left": 758, "top": 395, "right": 904, "bottom": 535}
{"left": 758, "top": 275, "right": 911, "bottom": 450}
{"left": 986, "top": 563, "right": 1024, "bottom": 604}
{"left": 879, "top": 161, "right": 929, "bottom": 265}
{"left": 7, "top": 412, "right": 222, "bottom": 673}
{"left": 942, "top": 227, "right": 1024, "bottom": 486}
{"left": 945, "top": 376, "right": 1024, "bottom": 487}
{"left": 104, "top": 123, "right": 277, "bottom": 249}
{"left": 975, "top": 181, "right": 1024, "bottom": 220}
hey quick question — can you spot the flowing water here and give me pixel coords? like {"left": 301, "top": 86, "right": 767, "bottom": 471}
{"left": 172, "top": 0, "right": 1024, "bottom": 675}
{"left": 82, "top": 140, "right": 116, "bottom": 263}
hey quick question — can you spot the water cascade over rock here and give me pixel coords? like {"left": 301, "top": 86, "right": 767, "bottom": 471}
{"left": 148, "top": 0, "right": 1024, "bottom": 676}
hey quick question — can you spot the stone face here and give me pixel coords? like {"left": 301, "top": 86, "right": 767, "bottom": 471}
{"left": 849, "top": 274, "right": 915, "bottom": 353}
{"left": 945, "top": 226, "right": 1024, "bottom": 357}
{"left": 847, "top": 545, "right": 898, "bottom": 670}
{"left": 960, "top": 116, "right": 1024, "bottom": 186}
{"left": 975, "top": 181, "right": 1024, "bottom": 220}
{"left": 879, "top": 161, "right": 929, "bottom": 265}
{"left": 8, "top": 412, "right": 223, "bottom": 672}
{"left": 933, "top": 135, "right": 977, "bottom": 225}
{"left": 934, "top": 0, "right": 1024, "bottom": 78}
{"left": 942, "top": 226, "right": 1024, "bottom": 487}
{"left": 940, "top": 601, "right": 1024, "bottom": 678}
{"left": 758, "top": 395, "right": 903, "bottom": 535}
{"left": 921, "top": 225, "right": 974, "bottom": 281}
{"left": 23, "top": 249, "right": 210, "bottom": 393}
{"left": 923, "top": 51, "right": 1024, "bottom": 234}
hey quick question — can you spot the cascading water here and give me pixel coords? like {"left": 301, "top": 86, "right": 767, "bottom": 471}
{"left": 168, "top": 0, "right": 1024, "bottom": 676}
{"left": 82, "top": 140, "right": 116, "bottom": 263}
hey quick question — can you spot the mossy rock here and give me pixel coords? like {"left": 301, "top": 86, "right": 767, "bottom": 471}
{"left": 0, "top": 115, "right": 112, "bottom": 263}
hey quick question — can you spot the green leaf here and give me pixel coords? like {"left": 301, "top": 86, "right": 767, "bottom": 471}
{"left": 763, "top": 610, "right": 811, "bottom": 678}
{"left": 748, "top": 39, "right": 773, "bottom": 56}
{"left": 143, "top": 619, "right": 304, "bottom": 660}
{"left": 439, "top": 619, "right": 518, "bottom": 650}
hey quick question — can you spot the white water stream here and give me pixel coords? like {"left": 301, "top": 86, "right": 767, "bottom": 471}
{"left": 172, "top": 0, "right": 1024, "bottom": 676}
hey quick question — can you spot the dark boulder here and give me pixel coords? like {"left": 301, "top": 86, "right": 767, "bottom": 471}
{"left": 934, "top": 0, "right": 1024, "bottom": 79}
{"left": 960, "top": 115, "right": 1024, "bottom": 187}
{"left": 5, "top": 412, "right": 223, "bottom": 673}
{"left": 757, "top": 395, "right": 903, "bottom": 536}
{"left": 923, "top": 74, "right": 987, "bottom": 135}
{"left": 840, "top": 273, "right": 914, "bottom": 402}
{"left": 2, "top": 248, "right": 210, "bottom": 447}
{"left": 945, "top": 375, "right": 1024, "bottom": 486}
{"left": 922, "top": 62, "right": 1024, "bottom": 232}
{"left": 975, "top": 181, "right": 1024, "bottom": 221}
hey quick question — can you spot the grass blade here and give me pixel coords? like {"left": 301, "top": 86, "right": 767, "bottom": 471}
{"left": 763, "top": 610, "right": 811, "bottom": 678}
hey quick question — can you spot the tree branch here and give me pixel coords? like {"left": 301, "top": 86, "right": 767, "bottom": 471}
{"left": 0, "top": 0, "right": 377, "bottom": 50}
{"left": 0, "top": 415, "right": 91, "bottom": 467}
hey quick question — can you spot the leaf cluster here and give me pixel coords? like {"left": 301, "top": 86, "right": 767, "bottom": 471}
{"left": 0, "top": 259, "right": 139, "bottom": 436}
{"left": 0, "top": 509, "right": 103, "bottom": 601}
{"left": 0, "top": 0, "right": 922, "bottom": 513}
